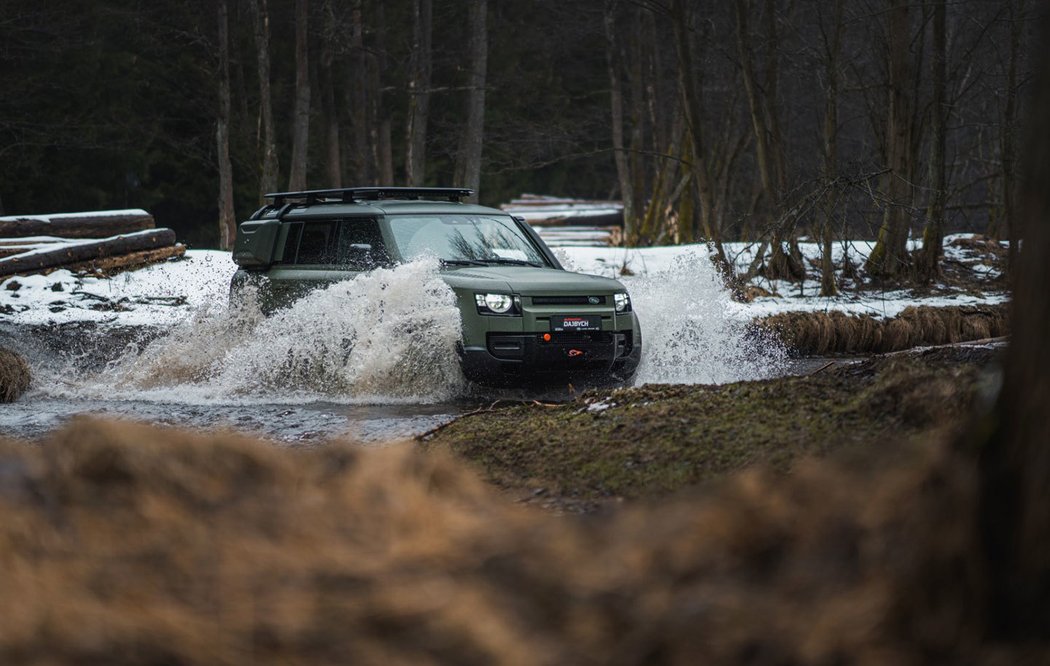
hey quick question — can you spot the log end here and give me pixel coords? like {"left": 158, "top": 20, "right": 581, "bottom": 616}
{"left": 0, "top": 348, "right": 31, "bottom": 403}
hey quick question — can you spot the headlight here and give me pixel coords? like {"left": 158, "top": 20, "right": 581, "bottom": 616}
{"left": 614, "top": 292, "right": 632, "bottom": 313}
{"left": 475, "top": 293, "right": 520, "bottom": 315}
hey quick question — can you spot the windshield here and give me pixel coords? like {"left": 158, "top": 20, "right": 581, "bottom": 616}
{"left": 387, "top": 214, "right": 548, "bottom": 267}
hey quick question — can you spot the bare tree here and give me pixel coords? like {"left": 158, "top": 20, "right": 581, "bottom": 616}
{"left": 347, "top": 0, "right": 372, "bottom": 184}
{"left": 405, "top": 0, "right": 432, "bottom": 186}
{"left": 287, "top": 0, "right": 311, "bottom": 192}
{"left": 1000, "top": 0, "right": 1028, "bottom": 277}
{"left": 916, "top": 0, "right": 947, "bottom": 282}
{"left": 247, "top": 0, "right": 278, "bottom": 198}
{"left": 734, "top": 0, "right": 803, "bottom": 281}
{"left": 375, "top": 2, "right": 394, "bottom": 185}
{"left": 979, "top": 12, "right": 1050, "bottom": 634}
{"left": 216, "top": 0, "right": 236, "bottom": 249}
{"left": 604, "top": 0, "right": 635, "bottom": 241}
{"left": 671, "top": 0, "right": 733, "bottom": 271}
{"left": 454, "top": 0, "right": 488, "bottom": 197}
{"left": 320, "top": 0, "right": 342, "bottom": 188}
{"left": 816, "top": 0, "right": 845, "bottom": 296}
{"left": 865, "top": 0, "right": 915, "bottom": 279}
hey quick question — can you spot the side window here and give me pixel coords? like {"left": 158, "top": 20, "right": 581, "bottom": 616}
{"left": 279, "top": 223, "right": 303, "bottom": 264}
{"left": 296, "top": 222, "right": 338, "bottom": 264}
{"left": 335, "top": 219, "right": 388, "bottom": 269}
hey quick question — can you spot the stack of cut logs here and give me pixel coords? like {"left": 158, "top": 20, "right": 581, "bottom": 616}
{"left": 0, "top": 210, "right": 184, "bottom": 279}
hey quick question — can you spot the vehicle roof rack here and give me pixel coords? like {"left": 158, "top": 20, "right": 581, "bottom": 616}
{"left": 264, "top": 187, "right": 475, "bottom": 207}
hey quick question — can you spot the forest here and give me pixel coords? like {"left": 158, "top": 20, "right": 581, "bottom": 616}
{"left": 0, "top": 0, "right": 1038, "bottom": 285}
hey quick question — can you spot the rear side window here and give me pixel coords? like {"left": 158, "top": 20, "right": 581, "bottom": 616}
{"left": 279, "top": 219, "right": 388, "bottom": 268}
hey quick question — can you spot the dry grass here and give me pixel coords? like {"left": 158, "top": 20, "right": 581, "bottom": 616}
{"left": 0, "top": 417, "right": 1043, "bottom": 664}
{"left": 0, "top": 347, "right": 30, "bottom": 402}
{"left": 757, "top": 304, "right": 1009, "bottom": 355}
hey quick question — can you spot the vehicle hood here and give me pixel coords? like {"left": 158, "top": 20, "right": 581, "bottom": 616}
{"left": 440, "top": 266, "right": 625, "bottom": 295}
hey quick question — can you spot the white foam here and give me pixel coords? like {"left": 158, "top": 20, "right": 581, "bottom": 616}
{"left": 56, "top": 259, "right": 466, "bottom": 404}
{"left": 625, "top": 252, "right": 785, "bottom": 385}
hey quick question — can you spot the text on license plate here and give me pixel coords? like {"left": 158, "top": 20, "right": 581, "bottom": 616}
{"left": 550, "top": 315, "right": 601, "bottom": 332}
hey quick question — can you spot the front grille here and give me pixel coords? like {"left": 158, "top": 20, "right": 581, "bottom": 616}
{"left": 531, "top": 295, "right": 606, "bottom": 305}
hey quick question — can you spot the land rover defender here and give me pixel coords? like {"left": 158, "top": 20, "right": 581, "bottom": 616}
{"left": 229, "top": 187, "right": 641, "bottom": 385}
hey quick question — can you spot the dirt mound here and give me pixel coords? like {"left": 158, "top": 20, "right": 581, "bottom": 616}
{"left": 0, "top": 347, "right": 30, "bottom": 401}
{"left": 1, "top": 417, "right": 1036, "bottom": 664}
{"left": 757, "top": 304, "right": 1009, "bottom": 355}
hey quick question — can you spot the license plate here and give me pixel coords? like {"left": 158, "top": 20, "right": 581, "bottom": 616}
{"left": 550, "top": 315, "right": 601, "bottom": 332}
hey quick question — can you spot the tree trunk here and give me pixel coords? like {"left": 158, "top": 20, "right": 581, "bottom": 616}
{"left": 916, "top": 1, "right": 947, "bottom": 283}
{"left": 865, "top": 0, "right": 914, "bottom": 280}
{"left": 818, "top": 0, "right": 844, "bottom": 297}
{"left": 604, "top": 0, "right": 635, "bottom": 243}
{"left": 1001, "top": 0, "right": 1026, "bottom": 279}
{"left": 671, "top": 1, "right": 717, "bottom": 251}
{"left": 348, "top": 0, "right": 372, "bottom": 184}
{"left": 375, "top": 3, "right": 394, "bottom": 185}
{"left": 248, "top": 0, "right": 278, "bottom": 198}
{"left": 287, "top": 0, "right": 311, "bottom": 192}
{"left": 735, "top": 0, "right": 801, "bottom": 281}
{"left": 216, "top": 0, "right": 236, "bottom": 250}
{"left": 320, "top": 0, "right": 341, "bottom": 188}
{"left": 979, "top": 12, "right": 1050, "bottom": 636}
{"left": 453, "top": 0, "right": 488, "bottom": 198}
{"left": 405, "top": 0, "right": 432, "bottom": 186}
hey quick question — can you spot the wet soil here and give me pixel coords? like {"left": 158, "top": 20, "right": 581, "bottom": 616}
{"left": 422, "top": 345, "right": 1002, "bottom": 512}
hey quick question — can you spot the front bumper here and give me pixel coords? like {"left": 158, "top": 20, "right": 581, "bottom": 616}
{"left": 459, "top": 329, "right": 641, "bottom": 385}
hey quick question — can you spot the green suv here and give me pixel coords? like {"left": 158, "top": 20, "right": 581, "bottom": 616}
{"left": 230, "top": 187, "right": 641, "bottom": 385}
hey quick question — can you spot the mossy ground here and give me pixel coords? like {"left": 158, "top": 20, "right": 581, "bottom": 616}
{"left": 422, "top": 346, "right": 999, "bottom": 509}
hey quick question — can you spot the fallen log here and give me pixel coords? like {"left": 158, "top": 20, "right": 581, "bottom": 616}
{"left": 0, "top": 209, "right": 154, "bottom": 239}
{"left": 0, "top": 237, "right": 65, "bottom": 259}
{"left": 67, "top": 243, "right": 186, "bottom": 277}
{"left": 0, "top": 228, "right": 177, "bottom": 278}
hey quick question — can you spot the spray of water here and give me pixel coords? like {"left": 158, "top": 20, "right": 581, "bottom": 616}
{"left": 78, "top": 259, "right": 466, "bottom": 404}
{"left": 34, "top": 250, "right": 780, "bottom": 408}
{"left": 628, "top": 252, "right": 785, "bottom": 385}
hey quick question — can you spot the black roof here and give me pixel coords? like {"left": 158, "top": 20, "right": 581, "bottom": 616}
{"left": 264, "top": 187, "right": 474, "bottom": 207}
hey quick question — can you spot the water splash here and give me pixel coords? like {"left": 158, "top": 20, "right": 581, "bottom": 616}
{"left": 78, "top": 259, "right": 466, "bottom": 404}
{"left": 627, "top": 252, "right": 785, "bottom": 385}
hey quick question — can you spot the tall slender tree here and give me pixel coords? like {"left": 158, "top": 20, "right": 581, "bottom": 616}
{"left": 405, "top": 0, "right": 433, "bottom": 186}
{"left": 320, "top": 0, "right": 342, "bottom": 188}
{"left": 216, "top": 0, "right": 236, "bottom": 249}
{"left": 916, "top": 1, "right": 947, "bottom": 282}
{"left": 454, "top": 0, "right": 488, "bottom": 197}
{"left": 248, "top": 0, "right": 278, "bottom": 198}
{"left": 865, "top": 0, "right": 916, "bottom": 279}
{"left": 287, "top": 0, "right": 311, "bottom": 192}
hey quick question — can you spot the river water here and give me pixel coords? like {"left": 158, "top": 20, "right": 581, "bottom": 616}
{"left": 1, "top": 258, "right": 789, "bottom": 443}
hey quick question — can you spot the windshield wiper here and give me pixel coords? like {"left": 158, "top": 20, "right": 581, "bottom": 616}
{"left": 479, "top": 257, "right": 543, "bottom": 267}
{"left": 440, "top": 258, "right": 487, "bottom": 267}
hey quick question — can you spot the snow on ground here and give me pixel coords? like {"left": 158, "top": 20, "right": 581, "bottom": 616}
{"left": 558, "top": 234, "right": 1009, "bottom": 320}
{"left": 0, "top": 234, "right": 1007, "bottom": 328}
{"left": 0, "top": 251, "right": 236, "bottom": 326}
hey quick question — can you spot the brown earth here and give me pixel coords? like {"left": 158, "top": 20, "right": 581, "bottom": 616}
{"left": 423, "top": 346, "right": 1000, "bottom": 512}
{"left": 2, "top": 410, "right": 1044, "bottom": 664}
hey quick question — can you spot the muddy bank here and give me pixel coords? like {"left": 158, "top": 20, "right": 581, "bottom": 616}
{"left": 422, "top": 346, "right": 1001, "bottom": 511}
{"left": 755, "top": 303, "right": 1009, "bottom": 355}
